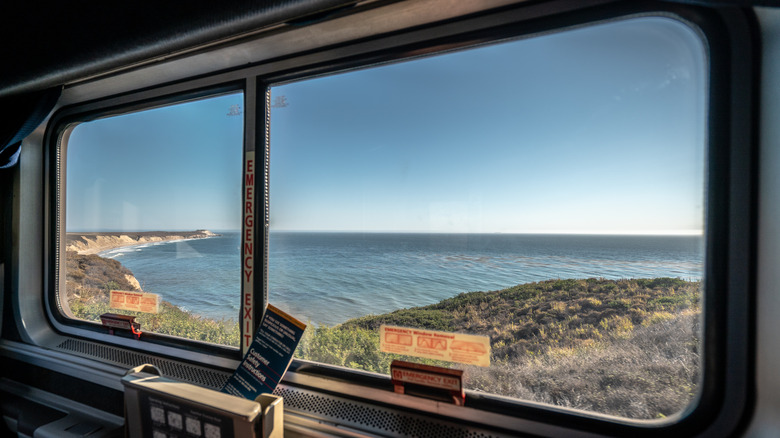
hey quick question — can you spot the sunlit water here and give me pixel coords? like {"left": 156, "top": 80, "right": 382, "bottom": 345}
{"left": 102, "top": 232, "right": 703, "bottom": 326}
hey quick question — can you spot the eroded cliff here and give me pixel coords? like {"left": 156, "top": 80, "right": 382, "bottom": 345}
{"left": 65, "top": 229, "right": 218, "bottom": 255}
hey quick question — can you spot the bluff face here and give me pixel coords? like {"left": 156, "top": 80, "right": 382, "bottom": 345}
{"left": 65, "top": 251, "right": 143, "bottom": 295}
{"left": 65, "top": 229, "right": 218, "bottom": 255}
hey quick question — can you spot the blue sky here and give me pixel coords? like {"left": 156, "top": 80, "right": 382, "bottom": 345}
{"left": 67, "top": 16, "right": 706, "bottom": 234}
{"left": 269, "top": 17, "right": 706, "bottom": 234}
{"left": 67, "top": 93, "right": 244, "bottom": 232}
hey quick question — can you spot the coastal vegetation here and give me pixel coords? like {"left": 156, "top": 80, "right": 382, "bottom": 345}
{"left": 296, "top": 277, "right": 700, "bottom": 419}
{"left": 65, "top": 251, "right": 240, "bottom": 345}
{"left": 65, "top": 248, "right": 700, "bottom": 420}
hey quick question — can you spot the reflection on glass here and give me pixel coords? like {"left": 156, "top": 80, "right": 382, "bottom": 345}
{"left": 63, "top": 92, "right": 244, "bottom": 347}
{"left": 270, "top": 17, "right": 706, "bottom": 419}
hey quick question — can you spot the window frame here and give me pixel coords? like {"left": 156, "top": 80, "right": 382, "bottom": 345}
{"left": 47, "top": 81, "right": 253, "bottom": 360}
{"left": 254, "top": 4, "right": 755, "bottom": 435}
{"left": 38, "top": 1, "right": 755, "bottom": 435}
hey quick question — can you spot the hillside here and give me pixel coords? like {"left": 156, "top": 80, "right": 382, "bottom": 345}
{"left": 62, "top": 249, "right": 700, "bottom": 419}
{"left": 339, "top": 277, "right": 698, "bottom": 359}
{"left": 65, "top": 229, "right": 218, "bottom": 254}
{"left": 297, "top": 278, "right": 701, "bottom": 419}
{"left": 65, "top": 251, "right": 142, "bottom": 301}
{"left": 64, "top": 250, "right": 239, "bottom": 345}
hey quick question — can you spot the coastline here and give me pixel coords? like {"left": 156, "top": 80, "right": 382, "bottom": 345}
{"left": 66, "top": 230, "right": 219, "bottom": 255}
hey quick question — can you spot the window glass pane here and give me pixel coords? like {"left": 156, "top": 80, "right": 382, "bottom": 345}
{"left": 63, "top": 92, "right": 244, "bottom": 347}
{"left": 269, "top": 16, "right": 706, "bottom": 420}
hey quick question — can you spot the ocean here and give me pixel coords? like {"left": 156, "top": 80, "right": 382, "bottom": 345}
{"left": 101, "top": 232, "right": 703, "bottom": 326}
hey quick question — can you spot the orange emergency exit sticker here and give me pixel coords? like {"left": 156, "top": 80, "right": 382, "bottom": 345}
{"left": 110, "top": 290, "right": 160, "bottom": 314}
{"left": 380, "top": 325, "right": 491, "bottom": 367}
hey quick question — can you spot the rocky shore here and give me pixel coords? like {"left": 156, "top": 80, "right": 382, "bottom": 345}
{"left": 65, "top": 229, "right": 218, "bottom": 255}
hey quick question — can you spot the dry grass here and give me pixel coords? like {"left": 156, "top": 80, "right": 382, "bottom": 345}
{"left": 65, "top": 251, "right": 140, "bottom": 304}
{"left": 320, "top": 278, "right": 701, "bottom": 419}
{"left": 65, "top": 254, "right": 702, "bottom": 419}
{"left": 464, "top": 311, "right": 700, "bottom": 419}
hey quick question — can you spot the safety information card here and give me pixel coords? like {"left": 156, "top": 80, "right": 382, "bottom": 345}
{"left": 222, "top": 304, "right": 306, "bottom": 400}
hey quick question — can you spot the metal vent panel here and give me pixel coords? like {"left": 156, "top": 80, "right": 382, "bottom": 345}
{"left": 55, "top": 339, "right": 517, "bottom": 437}
{"left": 273, "top": 385, "right": 519, "bottom": 438}
{"left": 55, "top": 339, "right": 231, "bottom": 389}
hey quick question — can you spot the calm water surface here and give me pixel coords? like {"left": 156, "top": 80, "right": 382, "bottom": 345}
{"left": 103, "top": 232, "right": 703, "bottom": 326}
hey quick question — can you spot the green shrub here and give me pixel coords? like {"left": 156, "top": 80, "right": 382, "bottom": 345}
{"left": 290, "top": 277, "right": 701, "bottom": 420}
{"left": 67, "top": 252, "right": 701, "bottom": 420}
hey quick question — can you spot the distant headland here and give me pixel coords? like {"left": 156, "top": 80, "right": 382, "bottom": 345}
{"left": 65, "top": 229, "right": 218, "bottom": 255}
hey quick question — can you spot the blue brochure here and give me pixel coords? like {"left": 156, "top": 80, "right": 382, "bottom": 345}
{"left": 222, "top": 304, "right": 306, "bottom": 400}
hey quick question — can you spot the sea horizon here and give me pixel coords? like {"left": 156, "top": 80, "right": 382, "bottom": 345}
{"left": 94, "top": 232, "right": 704, "bottom": 326}
{"left": 73, "top": 228, "right": 703, "bottom": 236}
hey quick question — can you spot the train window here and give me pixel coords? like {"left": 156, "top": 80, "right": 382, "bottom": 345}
{"left": 59, "top": 91, "right": 244, "bottom": 347}
{"left": 269, "top": 16, "right": 706, "bottom": 420}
